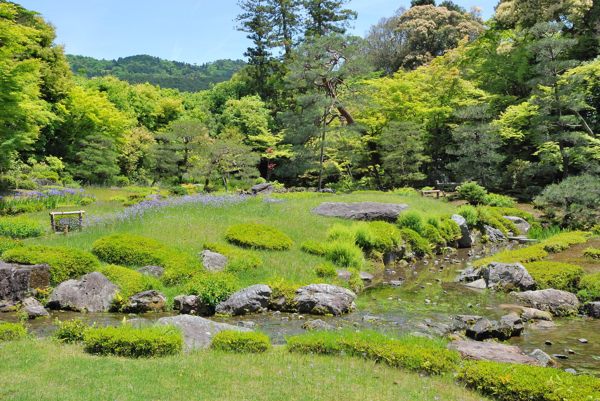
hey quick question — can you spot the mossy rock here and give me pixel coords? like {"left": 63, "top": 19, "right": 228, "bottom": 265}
{"left": 225, "top": 223, "right": 293, "bottom": 250}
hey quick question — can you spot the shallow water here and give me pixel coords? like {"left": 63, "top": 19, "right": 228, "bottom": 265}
{"left": 4, "top": 240, "right": 600, "bottom": 373}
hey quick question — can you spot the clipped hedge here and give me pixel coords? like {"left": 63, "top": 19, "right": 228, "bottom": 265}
{"left": 300, "top": 240, "right": 326, "bottom": 256}
{"left": 212, "top": 330, "right": 271, "bottom": 353}
{"left": 584, "top": 247, "right": 600, "bottom": 260}
{"left": 540, "top": 232, "right": 587, "bottom": 253}
{"left": 91, "top": 234, "right": 176, "bottom": 266}
{"left": 83, "top": 325, "right": 183, "bottom": 357}
{"left": 286, "top": 331, "right": 459, "bottom": 375}
{"left": 0, "top": 322, "right": 27, "bottom": 341}
{"left": 225, "top": 223, "right": 293, "bottom": 250}
{"left": 473, "top": 245, "right": 548, "bottom": 268}
{"left": 0, "top": 216, "right": 45, "bottom": 239}
{"left": 524, "top": 261, "right": 585, "bottom": 292}
{"left": 183, "top": 272, "right": 238, "bottom": 308}
{"left": 2, "top": 245, "right": 101, "bottom": 285}
{"left": 202, "top": 242, "right": 262, "bottom": 272}
{"left": 368, "top": 221, "right": 402, "bottom": 252}
{"left": 457, "top": 360, "right": 600, "bottom": 401}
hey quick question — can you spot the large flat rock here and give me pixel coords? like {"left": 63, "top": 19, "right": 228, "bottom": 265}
{"left": 47, "top": 272, "right": 118, "bottom": 313}
{"left": 311, "top": 202, "right": 409, "bottom": 222}
{"left": 0, "top": 261, "right": 51, "bottom": 304}
{"left": 512, "top": 289, "right": 580, "bottom": 316}
{"left": 156, "top": 315, "right": 251, "bottom": 350}
{"left": 447, "top": 340, "right": 541, "bottom": 366}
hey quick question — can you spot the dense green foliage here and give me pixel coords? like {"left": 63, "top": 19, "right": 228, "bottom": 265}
{"left": 212, "top": 330, "right": 271, "bottom": 353}
{"left": 53, "top": 318, "right": 92, "bottom": 343}
{"left": 91, "top": 234, "right": 176, "bottom": 266}
{"left": 202, "top": 242, "right": 262, "bottom": 272}
{"left": 457, "top": 360, "right": 600, "bottom": 401}
{"left": 0, "top": 216, "right": 45, "bottom": 238}
{"left": 0, "top": 236, "right": 23, "bottom": 256}
{"left": 83, "top": 325, "right": 183, "bottom": 357}
{"left": 584, "top": 247, "right": 600, "bottom": 260}
{"left": 578, "top": 273, "right": 600, "bottom": 302}
{"left": 225, "top": 223, "right": 293, "bottom": 250}
{"left": 0, "top": 322, "right": 27, "bottom": 341}
{"left": 183, "top": 272, "right": 238, "bottom": 308}
{"left": 286, "top": 331, "right": 460, "bottom": 375}
{"left": 67, "top": 55, "right": 245, "bottom": 92}
{"left": 97, "top": 264, "right": 161, "bottom": 307}
{"left": 2, "top": 245, "right": 100, "bottom": 285}
{"left": 523, "top": 261, "right": 585, "bottom": 292}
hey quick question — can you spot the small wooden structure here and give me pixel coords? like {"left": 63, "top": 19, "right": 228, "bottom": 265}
{"left": 420, "top": 190, "right": 444, "bottom": 198}
{"left": 50, "top": 211, "right": 85, "bottom": 233}
{"left": 435, "top": 180, "right": 461, "bottom": 191}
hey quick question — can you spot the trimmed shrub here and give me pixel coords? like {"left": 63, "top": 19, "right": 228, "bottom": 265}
{"left": 457, "top": 360, "right": 600, "bottom": 401}
{"left": 400, "top": 228, "right": 431, "bottom": 256}
{"left": 109, "top": 196, "right": 127, "bottom": 203}
{"left": 0, "top": 236, "right": 23, "bottom": 256}
{"left": 584, "top": 247, "right": 600, "bottom": 260}
{"left": 457, "top": 205, "right": 478, "bottom": 227}
{"left": 83, "top": 325, "right": 183, "bottom": 357}
{"left": 397, "top": 210, "right": 425, "bottom": 236}
{"left": 473, "top": 244, "right": 548, "bottom": 268}
{"left": 578, "top": 273, "right": 600, "bottom": 302}
{"left": 326, "top": 224, "right": 355, "bottom": 242}
{"left": 484, "top": 193, "right": 515, "bottom": 207}
{"left": 212, "top": 330, "right": 271, "bottom": 353}
{"left": 353, "top": 223, "right": 377, "bottom": 251}
{"left": 439, "top": 219, "right": 461, "bottom": 242}
{"left": 202, "top": 243, "right": 262, "bottom": 272}
{"left": 3, "top": 245, "right": 101, "bottom": 285}
{"left": 424, "top": 224, "right": 445, "bottom": 246}
{"left": 315, "top": 264, "right": 337, "bottom": 278}
{"left": 286, "top": 331, "right": 460, "bottom": 375}
{"left": 425, "top": 215, "right": 441, "bottom": 228}
{"left": 368, "top": 221, "right": 402, "bottom": 252}
{"left": 457, "top": 182, "right": 487, "bottom": 204}
{"left": 92, "top": 234, "right": 174, "bottom": 266}
{"left": 114, "top": 176, "right": 130, "bottom": 187}
{"left": 0, "top": 322, "right": 27, "bottom": 341}
{"left": 98, "top": 264, "right": 160, "bottom": 306}
{"left": 346, "top": 268, "right": 364, "bottom": 294}
{"left": 539, "top": 232, "right": 587, "bottom": 253}
{"left": 183, "top": 272, "right": 238, "bottom": 308}
{"left": 53, "top": 318, "right": 92, "bottom": 343}
{"left": 225, "top": 223, "right": 293, "bottom": 250}
{"left": 323, "top": 240, "right": 364, "bottom": 268}
{"left": 523, "top": 261, "right": 585, "bottom": 292}
{"left": 0, "top": 216, "right": 45, "bottom": 239}
{"left": 300, "top": 240, "right": 326, "bottom": 256}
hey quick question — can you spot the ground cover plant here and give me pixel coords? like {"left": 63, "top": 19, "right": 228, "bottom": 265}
{"left": 211, "top": 330, "right": 271, "bottom": 353}
{"left": 523, "top": 261, "right": 585, "bottom": 292}
{"left": 0, "top": 322, "right": 27, "bottom": 341}
{"left": 225, "top": 223, "right": 293, "bottom": 250}
{"left": 83, "top": 325, "right": 183, "bottom": 357}
{"left": 0, "top": 216, "right": 46, "bottom": 238}
{"left": 584, "top": 247, "right": 600, "bottom": 260}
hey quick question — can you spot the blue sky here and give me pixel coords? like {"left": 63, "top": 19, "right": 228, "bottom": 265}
{"left": 17, "top": 0, "right": 499, "bottom": 65}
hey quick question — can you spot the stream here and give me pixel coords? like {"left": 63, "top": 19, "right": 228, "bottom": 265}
{"left": 4, "top": 240, "right": 600, "bottom": 374}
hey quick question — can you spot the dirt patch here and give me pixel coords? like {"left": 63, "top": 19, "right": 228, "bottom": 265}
{"left": 546, "top": 236, "right": 600, "bottom": 274}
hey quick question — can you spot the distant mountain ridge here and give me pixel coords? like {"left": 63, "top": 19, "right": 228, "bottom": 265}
{"left": 67, "top": 54, "right": 246, "bottom": 92}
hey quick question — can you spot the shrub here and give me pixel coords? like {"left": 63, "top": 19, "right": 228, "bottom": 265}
{"left": 353, "top": 223, "right": 377, "bottom": 251}
{"left": 539, "top": 232, "right": 587, "bottom": 253}
{"left": 578, "top": 273, "right": 600, "bottom": 302}
{"left": 584, "top": 247, "right": 600, "bottom": 260}
{"left": 0, "top": 236, "right": 23, "bottom": 256}
{"left": 202, "top": 243, "right": 262, "bottom": 272}
{"left": 169, "top": 186, "right": 189, "bottom": 196}
{"left": 3, "top": 245, "right": 101, "bottom": 285}
{"left": 225, "top": 223, "right": 293, "bottom": 250}
{"left": 0, "top": 322, "right": 27, "bottom": 341}
{"left": 424, "top": 224, "right": 445, "bottom": 246}
{"left": 368, "top": 221, "right": 402, "bottom": 252}
{"left": 396, "top": 210, "right": 426, "bottom": 236}
{"left": 492, "top": 207, "right": 535, "bottom": 223}
{"left": 393, "top": 187, "right": 419, "bottom": 196}
{"left": 53, "top": 318, "right": 92, "bottom": 343}
{"left": 265, "top": 278, "right": 301, "bottom": 311}
{"left": 80, "top": 197, "right": 94, "bottom": 206}
{"left": 487, "top": 216, "right": 509, "bottom": 237}
{"left": 0, "top": 216, "right": 45, "bottom": 239}
{"left": 473, "top": 244, "right": 548, "bottom": 268}
{"left": 457, "top": 205, "right": 478, "bottom": 227}
{"left": 286, "top": 331, "right": 459, "bottom": 375}
{"left": 523, "top": 261, "right": 585, "bottom": 292}
{"left": 16, "top": 180, "right": 39, "bottom": 190}
{"left": 109, "top": 196, "right": 127, "bottom": 203}
{"left": 425, "top": 215, "right": 441, "bottom": 228}
{"left": 92, "top": 234, "right": 173, "bottom": 266}
{"left": 400, "top": 228, "right": 431, "bottom": 256}
{"left": 457, "top": 360, "right": 600, "bottom": 401}
{"left": 346, "top": 268, "right": 365, "bottom": 294}
{"left": 457, "top": 182, "right": 487, "bottom": 205}
{"left": 315, "top": 263, "right": 337, "bottom": 278}
{"left": 83, "top": 325, "right": 183, "bottom": 357}
{"left": 484, "top": 193, "right": 516, "bottom": 207}
{"left": 98, "top": 264, "right": 160, "bottom": 306}
{"left": 183, "top": 272, "right": 238, "bottom": 308}
{"left": 326, "top": 224, "right": 355, "bottom": 242}
{"left": 212, "top": 330, "right": 271, "bottom": 353}
{"left": 439, "top": 219, "right": 461, "bottom": 242}
{"left": 323, "top": 240, "right": 364, "bottom": 268}
{"left": 114, "top": 176, "right": 130, "bottom": 187}
{"left": 300, "top": 240, "right": 326, "bottom": 256}
{"left": 0, "top": 175, "right": 17, "bottom": 191}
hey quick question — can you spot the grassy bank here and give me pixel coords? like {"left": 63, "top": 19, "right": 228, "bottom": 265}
{"left": 0, "top": 338, "right": 486, "bottom": 401}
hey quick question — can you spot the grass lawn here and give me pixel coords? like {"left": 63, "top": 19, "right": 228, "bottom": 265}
{"left": 0, "top": 338, "right": 487, "bottom": 401}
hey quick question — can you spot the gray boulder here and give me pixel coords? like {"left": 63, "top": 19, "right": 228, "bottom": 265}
{"left": 451, "top": 214, "right": 473, "bottom": 248}
{"left": 156, "top": 314, "right": 251, "bottom": 350}
{"left": 199, "top": 250, "right": 228, "bottom": 273}
{"left": 174, "top": 295, "right": 215, "bottom": 316}
{"left": 585, "top": 302, "right": 600, "bottom": 318}
{"left": 21, "top": 297, "right": 49, "bottom": 319}
{"left": 336, "top": 270, "right": 352, "bottom": 281}
{"left": 0, "top": 261, "right": 51, "bottom": 304}
{"left": 302, "top": 319, "right": 334, "bottom": 331}
{"left": 447, "top": 341, "right": 541, "bottom": 365}
{"left": 455, "top": 265, "right": 482, "bottom": 283}
{"left": 310, "top": 202, "right": 409, "bottom": 222}
{"left": 513, "top": 289, "right": 580, "bottom": 316}
{"left": 215, "top": 284, "right": 272, "bottom": 316}
{"left": 465, "top": 316, "right": 522, "bottom": 341}
{"left": 47, "top": 272, "right": 118, "bottom": 312}
{"left": 529, "top": 349, "right": 558, "bottom": 367}
{"left": 294, "top": 284, "right": 356, "bottom": 316}
{"left": 136, "top": 265, "right": 164, "bottom": 278}
{"left": 484, "top": 225, "right": 506, "bottom": 242}
{"left": 464, "top": 278, "right": 487, "bottom": 289}
{"left": 359, "top": 271, "right": 374, "bottom": 282}
{"left": 125, "top": 290, "right": 167, "bottom": 313}
{"left": 503, "top": 216, "right": 531, "bottom": 234}
{"left": 250, "top": 183, "right": 274, "bottom": 195}
{"left": 483, "top": 262, "right": 535, "bottom": 290}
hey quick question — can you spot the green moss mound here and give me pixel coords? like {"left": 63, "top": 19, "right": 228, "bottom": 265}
{"left": 540, "top": 232, "right": 587, "bottom": 253}
{"left": 0, "top": 322, "right": 27, "bottom": 341}
{"left": 0, "top": 216, "right": 45, "bottom": 239}
{"left": 300, "top": 240, "right": 326, "bottom": 256}
{"left": 473, "top": 245, "right": 548, "bottom": 268}
{"left": 212, "top": 330, "right": 271, "bottom": 353}
{"left": 183, "top": 272, "right": 238, "bottom": 308}
{"left": 400, "top": 228, "right": 431, "bottom": 256}
{"left": 97, "top": 264, "right": 161, "bottom": 309}
{"left": 225, "top": 223, "right": 293, "bottom": 250}
{"left": 202, "top": 243, "right": 262, "bottom": 272}
{"left": 83, "top": 325, "right": 183, "bottom": 358}
{"left": 2, "top": 245, "right": 100, "bottom": 285}
{"left": 523, "top": 261, "right": 585, "bottom": 292}
{"left": 584, "top": 247, "right": 600, "bottom": 260}
{"left": 457, "top": 360, "right": 600, "bottom": 401}
{"left": 439, "top": 219, "right": 461, "bottom": 242}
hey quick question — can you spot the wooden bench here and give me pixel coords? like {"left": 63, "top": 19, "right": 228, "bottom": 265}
{"left": 435, "top": 180, "right": 461, "bottom": 191}
{"left": 421, "top": 190, "right": 443, "bottom": 198}
{"left": 50, "top": 211, "right": 85, "bottom": 234}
